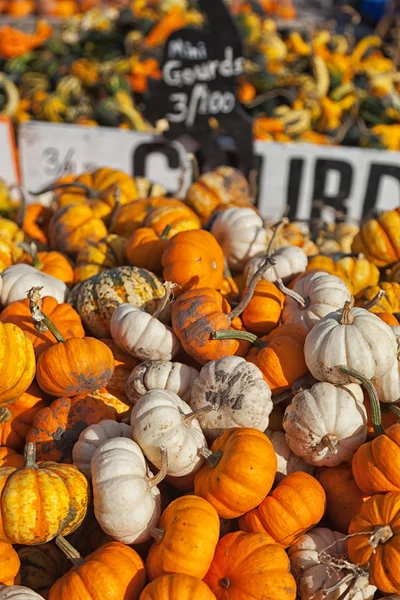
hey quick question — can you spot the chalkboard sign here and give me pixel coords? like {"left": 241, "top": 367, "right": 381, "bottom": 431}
{"left": 145, "top": 0, "right": 255, "bottom": 177}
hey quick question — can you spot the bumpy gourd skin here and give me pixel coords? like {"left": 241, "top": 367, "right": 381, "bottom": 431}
{"left": 0, "top": 322, "right": 36, "bottom": 406}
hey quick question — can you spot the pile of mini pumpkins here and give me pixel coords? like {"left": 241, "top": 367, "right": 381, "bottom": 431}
{"left": 0, "top": 164, "right": 399, "bottom": 599}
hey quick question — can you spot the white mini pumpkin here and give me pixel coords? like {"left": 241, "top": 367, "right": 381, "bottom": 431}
{"left": 125, "top": 360, "right": 199, "bottom": 404}
{"left": 72, "top": 420, "right": 132, "bottom": 477}
{"left": 245, "top": 245, "right": 308, "bottom": 285}
{"left": 211, "top": 207, "right": 267, "bottom": 271}
{"left": 189, "top": 356, "right": 272, "bottom": 442}
{"left": 305, "top": 301, "right": 397, "bottom": 385}
{"left": 0, "top": 264, "right": 69, "bottom": 306}
{"left": 372, "top": 336, "right": 400, "bottom": 404}
{"left": 0, "top": 586, "right": 44, "bottom": 600}
{"left": 91, "top": 437, "right": 165, "bottom": 544}
{"left": 281, "top": 271, "right": 351, "bottom": 332}
{"left": 131, "top": 389, "right": 208, "bottom": 477}
{"left": 288, "top": 527, "right": 376, "bottom": 600}
{"left": 283, "top": 382, "right": 367, "bottom": 467}
{"left": 265, "top": 429, "right": 314, "bottom": 481}
{"left": 110, "top": 303, "right": 180, "bottom": 361}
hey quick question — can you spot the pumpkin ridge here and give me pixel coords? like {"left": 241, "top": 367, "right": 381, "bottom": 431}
{"left": 372, "top": 435, "right": 400, "bottom": 489}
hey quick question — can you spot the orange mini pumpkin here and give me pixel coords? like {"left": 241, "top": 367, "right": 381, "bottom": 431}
{"left": 0, "top": 383, "right": 46, "bottom": 452}
{"left": 0, "top": 446, "right": 23, "bottom": 468}
{"left": 162, "top": 230, "right": 224, "bottom": 293}
{"left": 126, "top": 227, "right": 170, "bottom": 275}
{"left": 114, "top": 197, "right": 181, "bottom": 238}
{"left": 48, "top": 204, "right": 108, "bottom": 258}
{"left": 348, "top": 492, "right": 400, "bottom": 594}
{"left": 48, "top": 538, "right": 146, "bottom": 600}
{"left": 239, "top": 472, "right": 326, "bottom": 548}
{"left": 194, "top": 428, "right": 277, "bottom": 519}
{"left": 241, "top": 280, "right": 285, "bottom": 336}
{"left": 0, "top": 322, "right": 36, "bottom": 410}
{"left": 0, "top": 541, "right": 20, "bottom": 585}
{"left": 143, "top": 202, "right": 201, "bottom": 237}
{"left": 26, "top": 394, "right": 116, "bottom": 463}
{"left": 171, "top": 288, "right": 249, "bottom": 365}
{"left": 140, "top": 574, "right": 216, "bottom": 600}
{"left": 204, "top": 531, "right": 297, "bottom": 600}
{"left": 352, "top": 207, "right": 400, "bottom": 267}
{"left": 73, "top": 234, "right": 127, "bottom": 284}
{"left": 0, "top": 296, "right": 85, "bottom": 358}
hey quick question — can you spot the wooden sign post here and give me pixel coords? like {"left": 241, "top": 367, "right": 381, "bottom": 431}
{"left": 144, "top": 0, "right": 255, "bottom": 177}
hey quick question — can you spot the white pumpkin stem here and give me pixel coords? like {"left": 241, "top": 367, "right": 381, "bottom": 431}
{"left": 276, "top": 279, "right": 308, "bottom": 308}
{"left": 0, "top": 407, "right": 11, "bottom": 423}
{"left": 153, "top": 282, "right": 176, "bottom": 320}
{"left": 182, "top": 405, "right": 215, "bottom": 427}
{"left": 321, "top": 434, "right": 338, "bottom": 454}
{"left": 55, "top": 535, "right": 85, "bottom": 567}
{"left": 228, "top": 218, "right": 287, "bottom": 322}
{"left": 362, "top": 289, "right": 385, "bottom": 311}
{"left": 198, "top": 447, "right": 223, "bottom": 468}
{"left": 27, "top": 286, "right": 66, "bottom": 342}
{"left": 149, "top": 526, "right": 165, "bottom": 543}
{"left": 211, "top": 330, "right": 266, "bottom": 349}
{"left": 24, "top": 442, "right": 36, "bottom": 468}
{"left": 146, "top": 446, "right": 168, "bottom": 488}
{"left": 18, "top": 241, "right": 43, "bottom": 270}
{"left": 369, "top": 525, "right": 393, "bottom": 549}
{"left": 340, "top": 365, "right": 384, "bottom": 437}
{"left": 339, "top": 299, "right": 355, "bottom": 325}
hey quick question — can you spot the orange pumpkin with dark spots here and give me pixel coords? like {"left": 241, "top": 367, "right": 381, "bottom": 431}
{"left": 0, "top": 383, "right": 46, "bottom": 452}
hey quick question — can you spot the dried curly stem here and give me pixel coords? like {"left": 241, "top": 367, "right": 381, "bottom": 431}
{"left": 276, "top": 279, "right": 308, "bottom": 308}
{"left": 24, "top": 442, "right": 36, "bottom": 468}
{"left": 55, "top": 536, "right": 85, "bottom": 567}
{"left": 340, "top": 365, "right": 384, "bottom": 437}
{"left": 153, "top": 281, "right": 177, "bottom": 320}
{"left": 27, "top": 286, "right": 65, "bottom": 342}
{"left": 339, "top": 298, "right": 355, "bottom": 325}
{"left": 369, "top": 525, "right": 393, "bottom": 549}
{"left": 182, "top": 405, "right": 215, "bottom": 427}
{"left": 198, "top": 447, "right": 223, "bottom": 468}
{"left": 146, "top": 446, "right": 168, "bottom": 488}
{"left": 361, "top": 289, "right": 386, "bottom": 311}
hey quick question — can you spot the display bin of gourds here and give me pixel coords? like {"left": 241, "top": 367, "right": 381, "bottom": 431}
{"left": 0, "top": 2, "right": 400, "bottom": 150}
{"left": 0, "top": 163, "right": 399, "bottom": 598}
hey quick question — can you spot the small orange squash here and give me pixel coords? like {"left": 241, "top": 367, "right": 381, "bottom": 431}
{"left": 48, "top": 204, "right": 108, "bottom": 258}
{"left": 0, "top": 447, "right": 23, "bottom": 468}
{"left": 114, "top": 197, "right": 180, "bottom": 238}
{"left": 352, "top": 207, "right": 400, "bottom": 267}
{"left": 355, "top": 282, "right": 400, "bottom": 314}
{"left": 139, "top": 574, "right": 216, "bottom": 600}
{"left": 241, "top": 280, "right": 285, "bottom": 336}
{"left": 0, "top": 541, "right": 20, "bottom": 585}
{"left": 143, "top": 202, "right": 201, "bottom": 237}
{"left": 73, "top": 234, "right": 127, "bottom": 284}
{"left": 0, "top": 322, "right": 36, "bottom": 409}
{"left": 0, "top": 383, "right": 46, "bottom": 452}
{"left": 126, "top": 227, "right": 170, "bottom": 275}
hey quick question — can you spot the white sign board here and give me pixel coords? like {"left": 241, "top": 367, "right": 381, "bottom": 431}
{"left": 0, "top": 118, "right": 20, "bottom": 184}
{"left": 19, "top": 121, "right": 191, "bottom": 198}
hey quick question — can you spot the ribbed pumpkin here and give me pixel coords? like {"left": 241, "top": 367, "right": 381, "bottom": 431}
{"left": 48, "top": 538, "right": 146, "bottom": 600}
{"left": 351, "top": 207, "right": 400, "bottom": 267}
{"left": 239, "top": 472, "right": 326, "bottom": 548}
{"left": 0, "top": 237, "right": 15, "bottom": 272}
{"left": 0, "top": 322, "right": 36, "bottom": 410}
{"left": 185, "top": 167, "right": 250, "bottom": 224}
{"left": 241, "top": 281, "right": 285, "bottom": 336}
{"left": 52, "top": 168, "right": 138, "bottom": 221}
{"left": 139, "top": 574, "right": 216, "bottom": 600}
{"left": 69, "top": 266, "right": 165, "bottom": 338}
{"left": 355, "top": 282, "right": 400, "bottom": 314}
{"left": 0, "top": 447, "right": 23, "bottom": 468}
{"left": 22, "top": 204, "right": 52, "bottom": 247}
{"left": 126, "top": 227, "right": 170, "bottom": 275}
{"left": 0, "top": 383, "right": 46, "bottom": 452}
{"left": 0, "top": 297, "right": 85, "bottom": 358}
{"left": 246, "top": 324, "right": 308, "bottom": 395}
{"left": 171, "top": 288, "right": 249, "bottom": 365}
{"left": 316, "top": 463, "right": 368, "bottom": 532}
{"left": 17, "top": 542, "right": 70, "bottom": 598}
{"left": 143, "top": 202, "right": 201, "bottom": 237}
{"left": 19, "top": 249, "right": 74, "bottom": 287}
{"left": 194, "top": 428, "right": 277, "bottom": 519}
{"left": 26, "top": 394, "right": 116, "bottom": 463}
{"left": 348, "top": 492, "right": 400, "bottom": 594}
{"left": 0, "top": 541, "right": 20, "bottom": 585}
{"left": 114, "top": 197, "right": 180, "bottom": 238}
{"left": 204, "top": 531, "right": 297, "bottom": 600}
{"left": 307, "top": 254, "right": 379, "bottom": 295}
{"left": 0, "top": 443, "right": 89, "bottom": 544}
{"left": 162, "top": 230, "right": 224, "bottom": 294}
{"left": 146, "top": 495, "right": 220, "bottom": 580}
{"left": 48, "top": 204, "right": 108, "bottom": 258}
{"left": 73, "top": 234, "right": 127, "bottom": 284}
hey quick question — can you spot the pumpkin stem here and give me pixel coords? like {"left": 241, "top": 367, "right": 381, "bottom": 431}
{"left": 27, "top": 286, "right": 66, "bottom": 342}
{"left": 339, "top": 299, "right": 355, "bottom": 325}
{"left": 149, "top": 526, "right": 165, "bottom": 543}
{"left": 321, "top": 434, "right": 338, "bottom": 454}
{"left": 198, "top": 447, "right": 223, "bottom": 468}
{"left": 369, "top": 525, "right": 393, "bottom": 549}
{"left": 219, "top": 577, "right": 231, "bottom": 590}
{"left": 153, "top": 281, "right": 177, "bottom": 320}
{"left": 18, "top": 241, "right": 43, "bottom": 270}
{"left": 55, "top": 535, "right": 85, "bottom": 567}
{"left": 387, "top": 404, "right": 400, "bottom": 418}
{"left": 107, "top": 186, "right": 121, "bottom": 233}
{"left": 147, "top": 446, "right": 168, "bottom": 488}
{"left": 0, "top": 407, "right": 11, "bottom": 423}
{"left": 211, "top": 330, "right": 266, "bottom": 349}
{"left": 340, "top": 365, "right": 384, "bottom": 437}
{"left": 323, "top": 573, "right": 355, "bottom": 596}
{"left": 276, "top": 279, "right": 308, "bottom": 308}
{"left": 362, "top": 290, "right": 386, "bottom": 311}
{"left": 24, "top": 442, "right": 36, "bottom": 468}
{"left": 30, "top": 182, "right": 99, "bottom": 199}
{"left": 160, "top": 224, "right": 171, "bottom": 239}
{"left": 182, "top": 404, "right": 215, "bottom": 427}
